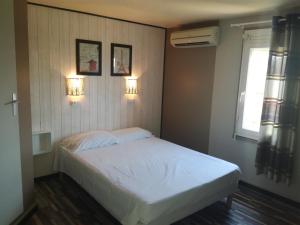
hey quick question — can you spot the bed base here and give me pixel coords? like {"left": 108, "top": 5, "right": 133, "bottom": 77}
{"left": 57, "top": 148, "right": 239, "bottom": 225}
{"left": 226, "top": 194, "right": 233, "bottom": 209}
{"left": 58, "top": 172, "right": 64, "bottom": 180}
{"left": 145, "top": 189, "right": 237, "bottom": 225}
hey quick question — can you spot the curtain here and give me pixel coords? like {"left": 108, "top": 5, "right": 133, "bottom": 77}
{"left": 255, "top": 14, "right": 300, "bottom": 184}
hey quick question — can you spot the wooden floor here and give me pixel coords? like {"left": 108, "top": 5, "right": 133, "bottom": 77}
{"left": 22, "top": 174, "right": 300, "bottom": 225}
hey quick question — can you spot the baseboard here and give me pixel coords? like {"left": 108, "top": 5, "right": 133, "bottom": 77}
{"left": 239, "top": 180, "right": 300, "bottom": 208}
{"left": 10, "top": 201, "right": 37, "bottom": 225}
{"left": 34, "top": 172, "right": 59, "bottom": 181}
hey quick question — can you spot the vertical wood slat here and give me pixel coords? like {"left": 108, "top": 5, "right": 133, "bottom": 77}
{"left": 120, "top": 22, "right": 129, "bottom": 129}
{"left": 111, "top": 20, "right": 121, "bottom": 130}
{"left": 131, "top": 24, "right": 144, "bottom": 128}
{"left": 88, "top": 15, "right": 98, "bottom": 131}
{"left": 60, "top": 10, "right": 72, "bottom": 137}
{"left": 49, "top": 9, "right": 61, "bottom": 141}
{"left": 104, "top": 18, "right": 112, "bottom": 130}
{"left": 37, "top": 7, "right": 51, "bottom": 132}
{"left": 97, "top": 18, "right": 106, "bottom": 130}
{"left": 79, "top": 13, "right": 90, "bottom": 133}
{"left": 28, "top": 4, "right": 165, "bottom": 145}
{"left": 141, "top": 26, "right": 150, "bottom": 131}
{"left": 70, "top": 12, "right": 81, "bottom": 134}
{"left": 28, "top": 6, "right": 40, "bottom": 132}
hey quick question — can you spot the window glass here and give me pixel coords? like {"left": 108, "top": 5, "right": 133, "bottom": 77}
{"left": 242, "top": 47, "right": 269, "bottom": 132}
{"left": 235, "top": 28, "right": 271, "bottom": 140}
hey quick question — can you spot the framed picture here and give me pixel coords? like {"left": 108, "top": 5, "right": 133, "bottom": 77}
{"left": 76, "top": 39, "right": 102, "bottom": 76}
{"left": 111, "top": 43, "right": 132, "bottom": 76}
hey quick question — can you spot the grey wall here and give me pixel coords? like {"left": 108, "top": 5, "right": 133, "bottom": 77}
{"left": 14, "top": 0, "right": 35, "bottom": 210}
{"left": 209, "top": 15, "right": 300, "bottom": 202}
{"left": 161, "top": 25, "right": 217, "bottom": 153}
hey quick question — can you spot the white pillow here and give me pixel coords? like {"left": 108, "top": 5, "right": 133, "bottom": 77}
{"left": 59, "top": 130, "right": 119, "bottom": 153}
{"left": 111, "top": 127, "right": 152, "bottom": 143}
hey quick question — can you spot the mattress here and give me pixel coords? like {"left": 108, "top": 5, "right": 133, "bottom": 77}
{"left": 54, "top": 137, "right": 240, "bottom": 225}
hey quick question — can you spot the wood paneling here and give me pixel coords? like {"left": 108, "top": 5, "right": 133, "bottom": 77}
{"left": 23, "top": 174, "right": 300, "bottom": 225}
{"left": 28, "top": 5, "right": 165, "bottom": 177}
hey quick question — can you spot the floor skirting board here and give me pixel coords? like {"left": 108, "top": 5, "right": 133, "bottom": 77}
{"left": 239, "top": 180, "right": 300, "bottom": 208}
{"left": 12, "top": 202, "right": 37, "bottom": 225}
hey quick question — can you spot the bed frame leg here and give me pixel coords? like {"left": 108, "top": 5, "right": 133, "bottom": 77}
{"left": 226, "top": 194, "right": 233, "bottom": 209}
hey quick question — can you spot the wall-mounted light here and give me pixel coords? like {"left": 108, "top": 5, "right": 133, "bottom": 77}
{"left": 126, "top": 78, "right": 137, "bottom": 94}
{"left": 66, "top": 77, "right": 84, "bottom": 104}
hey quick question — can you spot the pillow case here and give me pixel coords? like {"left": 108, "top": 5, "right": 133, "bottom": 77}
{"left": 59, "top": 130, "right": 118, "bottom": 153}
{"left": 111, "top": 127, "right": 152, "bottom": 143}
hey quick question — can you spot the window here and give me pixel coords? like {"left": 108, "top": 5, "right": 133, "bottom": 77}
{"left": 235, "top": 29, "right": 271, "bottom": 140}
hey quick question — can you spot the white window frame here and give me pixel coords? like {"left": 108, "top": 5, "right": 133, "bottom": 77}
{"left": 235, "top": 28, "right": 271, "bottom": 140}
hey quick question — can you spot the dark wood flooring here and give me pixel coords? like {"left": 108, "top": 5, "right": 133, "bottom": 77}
{"left": 22, "top": 174, "right": 300, "bottom": 225}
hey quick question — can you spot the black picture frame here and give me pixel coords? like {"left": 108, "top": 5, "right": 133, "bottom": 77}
{"left": 111, "top": 43, "right": 132, "bottom": 76}
{"left": 76, "top": 39, "right": 102, "bottom": 76}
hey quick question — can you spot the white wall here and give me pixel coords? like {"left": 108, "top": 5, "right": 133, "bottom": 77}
{"left": 28, "top": 5, "right": 165, "bottom": 177}
{"left": 209, "top": 15, "right": 300, "bottom": 202}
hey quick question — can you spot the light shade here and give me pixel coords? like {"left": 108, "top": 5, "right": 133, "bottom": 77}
{"left": 126, "top": 78, "right": 137, "bottom": 94}
{"left": 66, "top": 77, "right": 84, "bottom": 96}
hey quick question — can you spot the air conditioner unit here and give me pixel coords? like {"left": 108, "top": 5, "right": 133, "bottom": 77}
{"left": 170, "top": 26, "right": 219, "bottom": 48}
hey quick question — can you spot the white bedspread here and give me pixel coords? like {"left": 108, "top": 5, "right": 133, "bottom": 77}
{"left": 55, "top": 137, "right": 240, "bottom": 225}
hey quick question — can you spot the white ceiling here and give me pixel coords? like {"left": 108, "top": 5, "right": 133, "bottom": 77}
{"left": 29, "top": 0, "right": 300, "bottom": 28}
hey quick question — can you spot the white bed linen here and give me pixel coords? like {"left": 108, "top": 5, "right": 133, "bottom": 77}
{"left": 55, "top": 137, "right": 240, "bottom": 225}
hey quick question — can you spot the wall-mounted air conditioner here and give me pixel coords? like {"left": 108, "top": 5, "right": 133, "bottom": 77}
{"left": 170, "top": 26, "right": 219, "bottom": 48}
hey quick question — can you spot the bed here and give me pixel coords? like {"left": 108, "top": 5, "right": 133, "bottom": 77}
{"left": 54, "top": 128, "right": 240, "bottom": 225}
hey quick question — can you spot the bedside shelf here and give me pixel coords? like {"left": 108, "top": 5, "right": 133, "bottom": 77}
{"left": 32, "top": 131, "right": 51, "bottom": 156}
